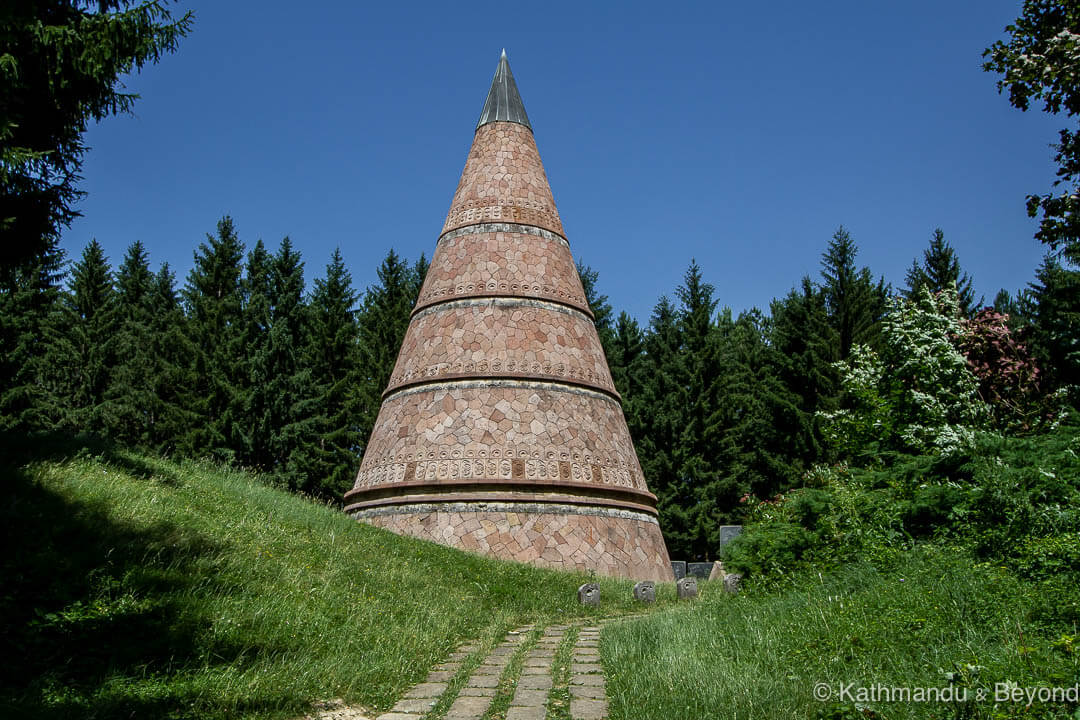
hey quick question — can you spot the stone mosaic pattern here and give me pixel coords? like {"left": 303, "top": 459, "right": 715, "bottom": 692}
{"left": 358, "top": 504, "right": 673, "bottom": 581}
{"left": 349, "top": 382, "right": 647, "bottom": 495}
{"left": 386, "top": 299, "right": 615, "bottom": 396}
{"left": 416, "top": 225, "right": 589, "bottom": 314}
{"left": 442, "top": 123, "right": 563, "bottom": 237}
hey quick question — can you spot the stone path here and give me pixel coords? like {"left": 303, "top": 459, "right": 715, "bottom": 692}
{"left": 372, "top": 623, "right": 609, "bottom": 720}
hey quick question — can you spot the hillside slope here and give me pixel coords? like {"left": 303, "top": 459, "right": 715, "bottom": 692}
{"left": 0, "top": 442, "right": 649, "bottom": 719}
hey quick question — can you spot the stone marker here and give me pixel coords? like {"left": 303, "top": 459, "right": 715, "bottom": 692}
{"left": 578, "top": 582, "right": 600, "bottom": 605}
{"left": 723, "top": 572, "right": 743, "bottom": 594}
{"left": 687, "top": 562, "right": 713, "bottom": 579}
{"left": 676, "top": 576, "right": 698, "bottom": 600}
{"left": 671, "top": 561, "right": 686, "bottom": 580}
{"left": 718, "top": 525, "right": 743, "bottom": 548}
{"left": 708, "top": 561, "right": 725, "bottom": 581}
{"left": 632, "top": 580, "right": 655, "bottom": 603}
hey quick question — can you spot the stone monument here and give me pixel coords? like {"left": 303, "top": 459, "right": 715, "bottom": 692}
{"left": 343, "top": 51, "right": 672, "bottom": 581}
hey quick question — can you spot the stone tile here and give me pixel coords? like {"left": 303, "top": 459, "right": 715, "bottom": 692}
{"left": 467, "top": 674, "right": 500, "bottom": 688}
{"left": 528, "top": 648, "right": 555, "bottom": 658}
{"left": 375, "top": 713, "right": 422, "bottom": 720}
{"left": 445, "top": 693, "right": 492, "bottom": 719}
{"left": 403, "top": 682, "right": 447, "bottom": 698}
{"left": 435, "top": 662, "right": 462, "bottom": 671}
{"left": 517, "top": 674, "right": 553, "bottom": 690}
{"left": 570, "top": 674, "right": 604, "bottom": 687}
{"left": 520, "top": 666, "right": 548, "bottom": 675}
{"left": 390, "top": 698, "right": 438, "bottom": 714}
{"left": 570, "top": 684, "right": 607, "bottom": 700}
{"left": 458, "top": 686, "right": 497, "bottom": 697}
{"left": 506, "top": 707, "right": 546, "bottom": 720}
{"left": 425, "top": 671, "right": 455, "bottom": 682}
{"left": 510, "top": 687, "right": 548, "bottom": 706}
{"left": 570, "top": 697, "right": 609, "bottom": 719}
{"left": 523, "top": 657, "right": 551, "bottom": 667}
{"left": 570, "top": 663, "right": 603, "bottom": 674}
{"left": 474, "top": 664, "right": 504, "bottom": 675}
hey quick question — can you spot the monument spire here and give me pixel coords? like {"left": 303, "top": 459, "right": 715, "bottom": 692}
{"left": 344, "top": 52, "right": 672, "bottom": 581}
{"left": 476, "top": 49, "right": 531, "bottom": 130}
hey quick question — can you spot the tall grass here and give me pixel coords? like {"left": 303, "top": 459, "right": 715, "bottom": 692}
{"left": 602, "top": 549, "right": 1080, "bottom": 719}
{"left": 0, "top": 446, "right": 653, "bottom": 719}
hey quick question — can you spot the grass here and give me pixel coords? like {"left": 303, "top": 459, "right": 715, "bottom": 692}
{"left": 602, "top": 549, "right": 1080, "bottom": 719}
{"left": 0, "top": 439, "right": 666, "bottom": 719}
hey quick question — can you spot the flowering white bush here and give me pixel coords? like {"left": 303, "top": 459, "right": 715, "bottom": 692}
{"left": 820, "top": 286, "right": 990, "bottom": 458}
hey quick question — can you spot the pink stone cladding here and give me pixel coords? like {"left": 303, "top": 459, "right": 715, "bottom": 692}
{"left": 360, "top": 507, "right": 672, "bottom": 582}
{"left": 442, "top": 123, "right": 563, "bottom": 237}
{"left": 348, "top": 117, "right": 674, "bottom": 580}
{"left": 416, "top": 229, "right": 589, "bottom": 314}
{"left": 387, "top": 301, "right": 615, "bottom": 396}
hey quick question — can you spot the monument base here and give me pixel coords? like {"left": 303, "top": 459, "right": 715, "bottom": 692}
{"left": 351, "top": 501, "right": 673, "bottom": 581}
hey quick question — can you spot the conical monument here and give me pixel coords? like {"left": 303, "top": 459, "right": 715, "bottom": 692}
{"left": 344, "top": 51, "right": 672, "bottom": 581}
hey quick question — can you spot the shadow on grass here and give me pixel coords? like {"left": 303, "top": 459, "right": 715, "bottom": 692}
{"left": 0, "top": 431, "right": 287, "bottom": 719}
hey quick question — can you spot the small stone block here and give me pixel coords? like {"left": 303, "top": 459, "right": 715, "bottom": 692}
{"left": 633, "top": 580, "right": 656, "bottom": 603}
{"left": 671, "top": 560, "right": 687, "bottom": 579}
{"left": 446, "top": 693, "right": 492, "bottom": 718}
{"left": 708, "top": 561, "right": 726, "bottom": 581}
{"left": 510, "top": 688, "right": 548, "bottom": 706}
{"left": 577, "top": 582, "right": 600, "bottom": 605}
{"left": 523, "top": 657, "right": 550, "bottom": 667}
{"left": 570, "top": 674, "right": 605, "bottom": 686}
{"left": 571, "top": 663, "right": 603, "bottom": 674}
{"left": 426, "top": 671, "right": 455, "bottom": 681}
{"left": 404, "top": 682, "right": 447, "bottom": 698}
{"left": 506, "top": 707, "right": 546, "bottom": 720}
{"left": 570, "top": 697, "right": 609, "bottom": 719}
{"left": 570, "top": 684, "right": 607, "bottom": 699}
{"left": 518, "top": 674, "right": 553, "bottom": 690}
{"left": 376, "top": 713, "right": 422, "bottom": 720}
{"left": 520, "top": 666, "right": 548, "bottom": 675}
{"left": 458, "top": 686, "right": 497, "bottom": 697}
{"left": 469, "top": 674, "right": 501, "bottom": 687}
{"left": 724, "top": 572, "right": 743, "bottom": 594}
{"left": 677, "top": 576, "right": 698, "bottom": 599}
{"left": 391, "top": 698, "right": 438, "bottom": 713}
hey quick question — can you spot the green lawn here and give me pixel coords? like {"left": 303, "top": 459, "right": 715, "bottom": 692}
{"left": 0, "top": 442, "right": 656, "bottom": 719}
{"left": 602, "top": 550, "right": 1080, "bottom": 719}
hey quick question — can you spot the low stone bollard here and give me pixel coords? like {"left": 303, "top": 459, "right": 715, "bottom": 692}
{"left": 578, "top": 582, "right": 600, "bottom": 605}
{"left": 676, "top": 576, "right": 698, "bottom": 600}
{"left": 723, "top": 572, "right": 743, "bottom": 594}
{"left": 632, "top": 580, "right": 655, "bottom": 603}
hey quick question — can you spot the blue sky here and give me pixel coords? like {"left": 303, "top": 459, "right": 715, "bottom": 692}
{"left": 64, "top": 1, "right": 1062, "bottom": 323}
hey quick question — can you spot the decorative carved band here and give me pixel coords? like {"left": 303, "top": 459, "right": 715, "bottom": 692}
{"left": 412, "top": 296, "right": 593, "bottom": 322}
{"left": 349, "top": 501, "right": 662, "bottom": 525}
{"left": 351, "top": 453, "right": 647, "bottom": 493}
{"left": 442, "top": 202, "right": 562, "bottom": 235}
{"left": 413, "top": 283, "right": 590, "bottom": 318}
{"left": 383, "top": 366, "right": 616, "bottom": 400}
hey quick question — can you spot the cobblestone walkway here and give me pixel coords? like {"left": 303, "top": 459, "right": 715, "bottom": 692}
{"left": 374, "top": 623, "right": 609, "bottom": 720}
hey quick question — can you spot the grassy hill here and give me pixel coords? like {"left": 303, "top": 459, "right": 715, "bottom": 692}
{"left": 0, "top": 439, "right": 655, "bottom": 719}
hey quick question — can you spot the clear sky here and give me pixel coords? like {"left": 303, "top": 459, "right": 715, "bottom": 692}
{"left": 63, "top": 0, "right": 1062, "bottom": 323}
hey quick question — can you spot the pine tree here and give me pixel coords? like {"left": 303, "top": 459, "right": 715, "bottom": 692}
{"left": 107, "top": 241, "right": 156, "bottom": 446}
{"left": 768, "top": 276, "right": 838, "bottom": 466}
{"left": 0, "top": 238, "right": 65, "bottom": 431}
{"left": 608, "top": 311, "right": 645, "bottom": 400}
{"left": 144, "top": 263, "right": 195, "bottom": 452}
{"left": 307, "top": 248, "right": 363, "bottom": 499}
{"left": 40, "top": 240, "right": 118, "bottom": 434}
{"left": 356, "top": 250, "right": 427, "bottom": 454}
{"left": 820, "top": 226, "right": 888, "bottom": 358}
{"left": 181, "top": 217, "right": 245, "bottom": 460}
{"left": 263, "top": 238, "right": 319, "bottom": 490}
{"left": 238, "top": 239, "right": 273, "bottom": 468}
{"left": 904, "top": 228, "right": 978, "bottom": 315}
{"left": 576, "top": 259, "right": 615, "bottom": 359}
{"left": 630, "top": 295, "right": 689, "bottom": 554}
{"left": 1027, "top": 254, "right": 1080, "bottom": 393}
